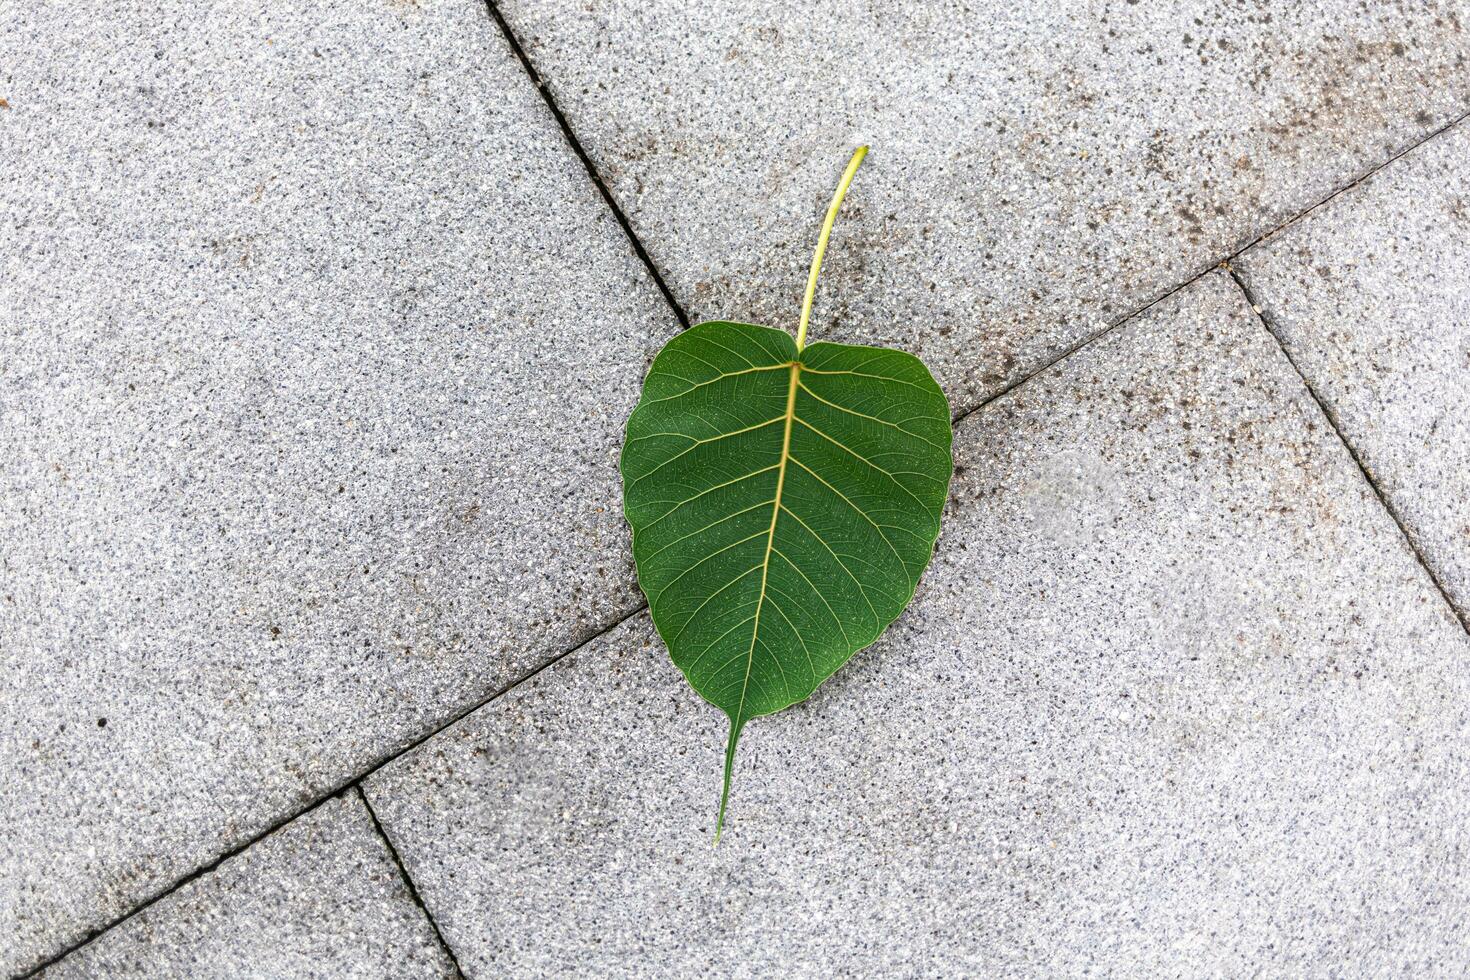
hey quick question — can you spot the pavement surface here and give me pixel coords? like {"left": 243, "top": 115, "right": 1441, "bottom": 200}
{"left": 2, "top": 0, "right": 1468, "bottom": 976}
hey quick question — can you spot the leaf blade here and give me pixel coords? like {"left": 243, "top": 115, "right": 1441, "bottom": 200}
{"left": 621, "top": 320, "right": 953, "bottom": 835}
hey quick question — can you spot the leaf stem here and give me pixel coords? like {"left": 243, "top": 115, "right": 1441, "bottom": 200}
{"left": 795, "top": 145, "right": 869, "bottom": 352}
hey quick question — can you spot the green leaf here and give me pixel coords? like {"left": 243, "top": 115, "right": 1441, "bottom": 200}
{"left": 619, "top": 146, "right": 952, "bottom": 837}
{"left": 621, "top": 325, "right": 952, "bottom": 834}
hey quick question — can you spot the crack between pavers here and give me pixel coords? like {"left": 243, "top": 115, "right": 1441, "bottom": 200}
{"left": 1226, "top": 268, "right": 1470, "bottom": 637}
{"left": 18, "top": 87, "right": 1470, "bottom": 980}
{"left": 478, "top": 0, "right": 691, "bottom": 331}
{"left": 355, "top": 786, "right": 469, "bottom": 980}
{"left": 11, "top": 790, "right": 350, "bottom": 979}
{"left": 954, "top": 106, "right": 1470, "bottom": 426}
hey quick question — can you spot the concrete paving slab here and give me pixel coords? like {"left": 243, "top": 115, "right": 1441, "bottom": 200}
{"left": 495, "top": 0, "right": 1470, "bottom": 411}
{"left": 0, "top": 0, "right": 674, "bottom": 970}
{"left": 37, "top": 794, "right": 455, "bottom": 979}
{"left": 1234, "top": 120, "right": 1470, "bottom": 624}
{"left": 364, "top": 273, "right": 1470, "bottom": 977}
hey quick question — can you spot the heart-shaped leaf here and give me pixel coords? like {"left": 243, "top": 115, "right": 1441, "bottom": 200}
{"left": 619, "top": 148, "right": 953, "bottom": 836}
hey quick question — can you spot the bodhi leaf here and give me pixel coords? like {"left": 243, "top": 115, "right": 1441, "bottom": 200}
{"left": 619, "top": 147, "right": 953, "bottom": 837}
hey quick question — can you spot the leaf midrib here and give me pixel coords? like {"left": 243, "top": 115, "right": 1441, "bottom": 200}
{"left": 736, "top": 360, "right": 803, "bottom": 728}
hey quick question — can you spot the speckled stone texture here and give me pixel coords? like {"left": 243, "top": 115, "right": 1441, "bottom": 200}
{"left": 495, "top": 0, "right": 1470, "bottom": 411}
{"left": 364, "top": 273, "right": 1470, "bottom": 977}
{"left": 36, "top": 794, "right": 455, "bottom": 979}
{"left": 1234, "top": 120, "right": 1470, "bottom": 624}
{"left": 0, "top": 0, "right": 674, "bottom": 971}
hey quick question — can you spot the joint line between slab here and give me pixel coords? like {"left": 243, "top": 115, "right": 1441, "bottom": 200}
{"left": 356, "top": 786, "right": 469, "bottom": 980}
{"left": 955, "top": 107, "right": 1470, "bottom": 426}
{"left": 12, "top": 791, "right": 350, "bottom": 979}
{"left": 478, "top": 0, "right": 691, "bottom": 330}
{"left": 1225, "top": 268, "right": 1470, "bottom": 636}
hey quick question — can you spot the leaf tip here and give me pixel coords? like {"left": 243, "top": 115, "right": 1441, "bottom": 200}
{"left": 713, "top": 716, "right": 743, "bottom": 845}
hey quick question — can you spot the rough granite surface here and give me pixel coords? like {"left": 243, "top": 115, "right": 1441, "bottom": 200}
{"left": 496, "top": 0, "right": 1470, "bottom": 410}
{"left": 36, "top": 794, "right": 455, "bottom": 980}
{"left": 1235, "top": 119, "right": 1470, "bottom": 623}
{"left": 365, "top": 273, "right": 1470, "bottom": 977}
{"left": 0, "top": 0, "right": 675, "bottom": 971}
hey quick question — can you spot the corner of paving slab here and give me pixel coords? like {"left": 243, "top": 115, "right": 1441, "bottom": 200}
{"left": 1230, "top": 118, "right": 1470, "bottom": 625}
{"left": 31, "top": 793, "right": 456, "bottom": 979}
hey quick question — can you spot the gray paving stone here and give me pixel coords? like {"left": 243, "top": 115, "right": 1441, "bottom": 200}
{"left": 364, "top": 273, "right": 1470, "bottom": 978}
{"left": 0, "top": 0, "right": 674, "bottom": 970}
{"left": 496, "top": 0, "right": 1470, "bottom": 411}
{"left": 1234, "top": 120, "right": 1470, "bottom": 624}
{"left": 37, "top": 794, "right": 455, "bottom": 979}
